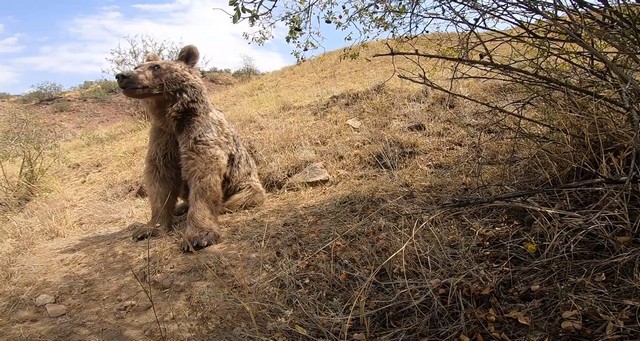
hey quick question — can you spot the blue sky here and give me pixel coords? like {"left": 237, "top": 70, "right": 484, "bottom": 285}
{"left": 0, "top": 0, "right": 350, "bottom": 94}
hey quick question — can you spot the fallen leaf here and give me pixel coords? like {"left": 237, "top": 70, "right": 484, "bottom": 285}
{"left": 429, "top": 278, "right": 442, "bottom": 287}
{"left": 505, "top": 311, "right": 523, "bottom": 319}
{"left": 561, "top": 320, "right": 582, "bottom": 332}
{"left": 594, "top": 273, "right": 606, "bottom": 282}
{"left": 459, "top": 334, "right": 470, "bottom": 341}
{"left": 339, "top": 273, "right": 348, "bottom": 282}
{"left": 616, "top": 236, "right": 632, "bottom": 244}
{"left": 562, "top": 310, "right": 580, "bottom": 319}
{"left": 505, "top": 311, "right": 531, "bottom": 325}
{"left": 560, "top": 320, "right": 576, "bottom": 332}
{"left": 530, "top": 284, "right": 540, "bottom": 292}
{"left": 487, "top": 308, "right": 497, "bottom": 322}
{"left": 352, "top": 333, "right": 366, "bottom": 340}
{"left": 606, "top": 321, "right": 615, "bottom": 335}
{"left": 294, "top": 325, "right": 308, "bottom": 336}
{"left": 524, "top": 241, "right": 537, "bottom": 254}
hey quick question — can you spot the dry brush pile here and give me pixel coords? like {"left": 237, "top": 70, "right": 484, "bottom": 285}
{"left": 202, "top": 81, "right": 640, "bottom": 340}
{"left": 184, "top": 2, "right": 640, "bottom": 340}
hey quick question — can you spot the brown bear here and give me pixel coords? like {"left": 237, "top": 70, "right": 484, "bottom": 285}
{"left": 115, "top": 45, "right": 266, "bottom": 252}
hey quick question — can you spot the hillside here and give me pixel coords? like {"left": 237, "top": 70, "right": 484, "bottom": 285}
{"left": 0, "top": 40, "right": 639, "bottom": 341}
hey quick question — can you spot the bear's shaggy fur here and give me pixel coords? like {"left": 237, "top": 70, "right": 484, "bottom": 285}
{"left": 116, "top": 45, "right": 265, "bottom": 251}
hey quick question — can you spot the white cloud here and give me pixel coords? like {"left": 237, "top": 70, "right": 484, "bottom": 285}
{"left": 17, "top": 42, "right": 111, "bottom": 73}
{"left": 15, "top": 0, "right": 291, "bottom": 78}
{"left": 132, "top": 0, "right": 191, "bottom": 12}
{"left": 0, "top": 65, "right": 19, "bottom": 91}
{"left": 0, "top": 35, "right": 24, "bottom": 53}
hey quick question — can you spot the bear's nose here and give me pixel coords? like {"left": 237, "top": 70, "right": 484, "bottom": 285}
{"left": 115, "top": 72, "right": 130, "bottom": 82}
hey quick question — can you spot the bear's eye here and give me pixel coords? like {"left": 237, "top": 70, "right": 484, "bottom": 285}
{"left": 153, "top": 64, "right": 161, "bottom": 71}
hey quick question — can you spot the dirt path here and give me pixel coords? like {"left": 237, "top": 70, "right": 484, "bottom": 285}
{"left": 0, "top": 227, "right": 247, "bottom": 341}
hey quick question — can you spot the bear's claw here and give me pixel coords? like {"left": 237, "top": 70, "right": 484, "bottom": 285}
{"left": 181, "top": 230, "right": 221, "bottom": 252}
{"left": 131, "top": 223, "right": 161, "bottom": 241}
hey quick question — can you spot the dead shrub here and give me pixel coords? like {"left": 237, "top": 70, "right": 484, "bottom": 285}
{"left": 0, "top": 108, "right": 60, "bottom": 209}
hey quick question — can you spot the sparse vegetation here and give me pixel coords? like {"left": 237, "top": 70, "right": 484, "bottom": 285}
{"left": 51, "top": 100, "right": 71, "bottom": 113}
{"left": 77, "top": 79, "right": 120, "bottom": 102}
{"left": 0, "top": 107, "right": 60, "bottom": 209}
{"left": 232, "top": 55, "right": 261, "bottom": 81}
{"left": 103, "top": 34, "right": 184, "bottom": 76}
{"left": 103, "top": 34, "right": 210, "bottom": 76}
{"left": 20, "top": 81, "right": 65, "bottom": 104}
{"left": 207, "top": 66, "right": 232, "bottom": 74}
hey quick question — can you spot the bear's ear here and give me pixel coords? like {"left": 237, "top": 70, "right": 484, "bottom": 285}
{"left": 177, "top": 45, "right": 199, "bottom": 67}
{"left": 145, "top": 53, "right": 160, "bottom": 62}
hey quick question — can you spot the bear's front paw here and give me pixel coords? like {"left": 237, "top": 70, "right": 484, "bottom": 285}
{"left": 181, "top": 229, "right": 221, "bottom": 252}
{"left": 131, "top": 223, "right": 161, "bottom": 241}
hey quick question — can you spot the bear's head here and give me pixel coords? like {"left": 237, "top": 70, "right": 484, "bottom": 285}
{"left": 115, "top": 44, "right": 201, "bottom": 99}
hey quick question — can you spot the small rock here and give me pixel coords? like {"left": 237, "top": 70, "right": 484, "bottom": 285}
{"left": 115, "top": 300, "right": 137, "bottom": 312}
{"left": 288, "top": 163, "right": 330, "bottom": 186}
{"left": 72, "top": 327, "right": 92, "bottom": 336}
{"left": 172, "top": 281, "right": 186, "bottom": 292}
{"left": 160, "top": 275, "right": 174, "bottom": 290}
{"left": 45, "top": 304, "right": 68, "bottom": 317}
{"left": 35, "top": 294, "right": 56, "bottom": 307}
{"left": 346, "top": 118, "right": 362, "bottom": 129}
{"left": 134, "top": 301, "right": 153, "bottom": 312}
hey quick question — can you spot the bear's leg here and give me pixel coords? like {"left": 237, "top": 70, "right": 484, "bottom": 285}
{"left": 181, "top": 177, "right": 223, "bottom": 251}
{"left": 222, "top": 181, "right": 266, "bottom": 213}
{"left": 132, "top": 127, "right": 181, "bottom": 240}
{"left": 132, "top": 171, "right": 180, "bottom": 240}
{"left": 180, "top": 154, "right": 225, "bottom": 252}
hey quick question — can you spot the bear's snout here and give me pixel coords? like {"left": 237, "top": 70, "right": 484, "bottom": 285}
{"left": 115, "top": 72, "right": 132, "bottom": 84}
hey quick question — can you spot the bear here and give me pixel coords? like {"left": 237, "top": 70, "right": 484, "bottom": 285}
{"left": 115, "top": 44, "right": 266, "bottom": 252}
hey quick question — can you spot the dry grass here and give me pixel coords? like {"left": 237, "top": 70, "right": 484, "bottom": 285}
{"left": 0, "top": 38, "right": 639, "bottom": 340}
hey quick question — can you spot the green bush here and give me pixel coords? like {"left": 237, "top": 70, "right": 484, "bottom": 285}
{"left": 21, "top": 82, "right": 65, "bottom": 104}
{"left": 51, "top": 100, "right": 72, "bottom": 113}
{"left": 78, "top": 80, "right": 120, "bottom": 101}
